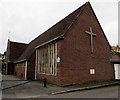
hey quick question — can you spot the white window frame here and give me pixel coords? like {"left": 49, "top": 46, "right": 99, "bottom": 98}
{"left": 90, "top": 69, "right": 95, "bottom": 75}
{"left": 37, "top": 42, "right": 57, "bottom": 75}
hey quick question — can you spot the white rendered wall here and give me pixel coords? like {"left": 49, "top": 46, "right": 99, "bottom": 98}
{"left": 114, "top": 64, "right": 120, "bottom": 79}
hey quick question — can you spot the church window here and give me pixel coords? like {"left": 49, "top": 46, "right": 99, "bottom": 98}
{"left": 37, "top": 42, "right": 57, "bottom": 75}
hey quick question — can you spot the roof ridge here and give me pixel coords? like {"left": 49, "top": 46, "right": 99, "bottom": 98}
{"left": 29, "top": 2, "right": 88, "bottom": 44}
{"left": 62, "top": 2, "right": 89, "bottom": 36}
{"left": 9, "top": 40, "right": 28, "bottom": 45}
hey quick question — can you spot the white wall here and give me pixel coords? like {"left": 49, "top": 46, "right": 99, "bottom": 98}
{"left": 118, "top": 64, "right": 120, "bottom": 79}
{"left": 114, "top": 64, "right": 120, "bottom": 79}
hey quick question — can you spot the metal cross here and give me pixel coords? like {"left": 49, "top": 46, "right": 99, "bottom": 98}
{"left": 85, "top": 27, "right": 96, "bottom": 53}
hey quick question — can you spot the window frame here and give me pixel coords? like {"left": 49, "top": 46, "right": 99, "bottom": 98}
{"left": 37, "top": 42, "right": 57, "bottom": 76}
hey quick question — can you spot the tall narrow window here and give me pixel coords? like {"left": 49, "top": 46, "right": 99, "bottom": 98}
{"left": 37, "top": 42, "right": 57, "bottom": 75}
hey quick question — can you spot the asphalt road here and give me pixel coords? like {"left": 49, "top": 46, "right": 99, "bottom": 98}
{"left": 2, "top": 85, "right": 119, "bottom": 98}
{"left": 39, "top": 86, "right": 119, "bottom": 98}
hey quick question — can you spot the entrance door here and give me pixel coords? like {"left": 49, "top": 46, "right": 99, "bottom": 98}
{"left": 114, "top": 64, "right": 120, "bottom": 79}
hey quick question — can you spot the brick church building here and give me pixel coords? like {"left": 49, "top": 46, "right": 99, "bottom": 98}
{"left": 4, "top": 2, "right": 115, "bottom": 86}
{"left": 3, "top": 40, "right": 28, "bottom": 75}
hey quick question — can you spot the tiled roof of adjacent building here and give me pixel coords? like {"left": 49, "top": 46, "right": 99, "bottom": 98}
{"left": 6, "top": 40, "right": 28, "bottom": 62}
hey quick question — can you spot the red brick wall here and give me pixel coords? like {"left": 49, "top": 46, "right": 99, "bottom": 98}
{"left": 14, "top": 62, "right": 26, "bottom": 79}
{"left": 58, "top": 4, "right": 115, "bottom": 85}
{"left": 14, "top": 53, "right": 36, "bottom": 80}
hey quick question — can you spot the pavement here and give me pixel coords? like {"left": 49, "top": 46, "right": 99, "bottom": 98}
{"left": 1, "top": 75, "right": 120, "bottom": 98}
{"left": 1, "top": 75, "right": 31, "bottom": 90}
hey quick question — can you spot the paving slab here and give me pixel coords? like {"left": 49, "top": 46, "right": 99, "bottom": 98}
{"left": 2, "top": 75, "right": 29, "bottom": 90}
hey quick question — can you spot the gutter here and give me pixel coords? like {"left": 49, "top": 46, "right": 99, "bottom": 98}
{"left": 35, "top": 35, "right": 64, "bottom": 49}
{"left": 110, "top": 59, "right": 120, "bottom": 64}
{"left": 14, "top": 36, "right": 64, "bottom": 64}
{"left": 14, "top": 59, "right": 28, "bottom": 64}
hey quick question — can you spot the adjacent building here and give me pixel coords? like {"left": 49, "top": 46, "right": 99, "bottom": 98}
{"left": 3, "top": 40, "right": 28, "bottom": 76}
{"left": 111, "top": 48, "right": 120, "bottom": 79}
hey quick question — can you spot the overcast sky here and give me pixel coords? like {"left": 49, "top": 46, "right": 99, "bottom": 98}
{"left": 0, "top": 0, "right": 118, "bottom": 54}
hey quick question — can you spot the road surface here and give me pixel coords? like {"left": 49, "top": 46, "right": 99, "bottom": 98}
{"left": 38, "top": 86, "right": 119, "bottom": 98}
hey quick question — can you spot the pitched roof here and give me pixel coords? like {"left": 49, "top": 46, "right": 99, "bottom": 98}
{"left": 17, "top": 2, "right": 88, "bottom": 62}
{"left": 16, "top": 1, "right": 111, "bottom": 62}
{"left": 6, "top": 40, "right": 28, "bottom": 62}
